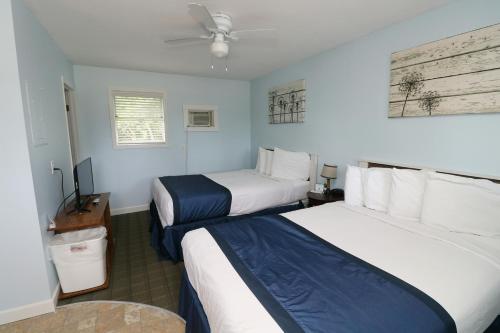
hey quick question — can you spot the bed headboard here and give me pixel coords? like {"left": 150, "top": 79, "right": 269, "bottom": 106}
{"left": 309, "top": 153, "right": 318, "bottom": 191}
{"left": 360, "top": 160, "right": 500, "bottom": 184}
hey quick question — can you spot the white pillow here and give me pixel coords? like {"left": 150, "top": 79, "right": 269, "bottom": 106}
{"left": 344, "top": 165, "right": 366, "bottom": 207}
{"left": 270, "top": 148, "right": 310, "bottom": 180}
{"left": 387, "top": 168, "right": 427, "bottom": 221}
{"left": 256, "top": 147, "right": 267, "bottom": 174}
{"left": 421, "top": 172, "right": 500, "bottom": 237}
{"left": 364, "top": 168, "right": 393, "bottom": 212}
{"left": 264, "top": 149, "right": 274, "bottom": 175}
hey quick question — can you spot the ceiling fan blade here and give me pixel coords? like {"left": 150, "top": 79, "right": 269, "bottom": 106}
{"left": 230, "top": 37, "right": 278, "bottom": 48}
{"left": 228, "top": 28, "right": 276, "bottom": 41}
{"left": 164, "top": 36, "right": 210, "bottom": 47}
{"left": 188, "top": 3, "right": 218, "bottom": 33}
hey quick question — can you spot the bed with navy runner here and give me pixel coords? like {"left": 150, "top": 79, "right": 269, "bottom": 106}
{"left": 150, "top": 200, "right": 304, "bottom": 262}
{"left": 202, "top": 214, "right": 457, "bottom": 333}
{"left": 159, "top": 174, "right": 232, "bottom": 225}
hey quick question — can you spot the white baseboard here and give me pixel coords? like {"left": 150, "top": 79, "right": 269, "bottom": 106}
{"left": 0, "top": 283, "right": 59, "bottom": 325}
{"left": 52, "top": 282, "right": 60, "bottom": 309}
{"left": 111, "top": 204, "right": 149, "bottom": 216}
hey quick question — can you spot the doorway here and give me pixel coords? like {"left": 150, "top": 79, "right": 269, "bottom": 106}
{"left": 63, "top": 84, "right": 79, "bottom": 167}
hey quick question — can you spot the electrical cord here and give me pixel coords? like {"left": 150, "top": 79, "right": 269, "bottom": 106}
{"left": 53, "top": 167, "right": 76, "bottom": 215}
{"left": 54, "top": 168, "right": 65, "bottom": 209}
{"left": 55, "top": 190, "right": 75, "bottom": 216}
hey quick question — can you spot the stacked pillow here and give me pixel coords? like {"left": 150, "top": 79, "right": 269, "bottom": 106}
{"left": 420, "top": 173, "right": 500, "bottom": 237}
{"left": 255, "top": 147, "right": 273, "bottom": 175}
{"left": 364, "top": 168, "right": 393, "bottom": 212}
{"left": 255, "top": 147, "right": 310, "bottom": 180}
{"left": 387, "top": 168, "right": 427, "bottom": 220}
{"left": 344, "top": 165, "right": 500, "bottom": 238}
{"left": 344, "top": 165, "right": 366, "bottom": 207}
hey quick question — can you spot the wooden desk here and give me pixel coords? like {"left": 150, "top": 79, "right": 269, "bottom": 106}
{"left": 50, "top": 192, "right": 113, "bottom": 299}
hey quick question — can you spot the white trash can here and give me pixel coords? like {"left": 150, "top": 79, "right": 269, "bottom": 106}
{"left": 49, "top": 226, "right": 107, "bottom": 293}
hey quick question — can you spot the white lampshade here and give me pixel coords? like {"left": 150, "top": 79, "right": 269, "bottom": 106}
{"left": 321, "top": 164, "right": 337, "bottom": 179}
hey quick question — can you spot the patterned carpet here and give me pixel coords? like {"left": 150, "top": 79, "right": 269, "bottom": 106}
{"left": 58, "top": 210, "right": 184, "bottom": 312}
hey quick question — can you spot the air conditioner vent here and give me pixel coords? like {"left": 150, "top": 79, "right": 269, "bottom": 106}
{"left": 183, "top": 105, "right": 218, "bottom": 131}
{"left": 189, "top": 111, "right": 213, "bottom": 127}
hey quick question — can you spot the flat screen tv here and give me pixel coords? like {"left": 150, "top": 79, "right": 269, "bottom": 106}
{"left": 73, "top": 157, "right": 94, "bottom": 213}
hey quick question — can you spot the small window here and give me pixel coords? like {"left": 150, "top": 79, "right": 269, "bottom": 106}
{"left": 109, "top": 90, "right": 166, "bottom": 148}
{"left": 183, "top": 105, "right": 218, "bottom": 131}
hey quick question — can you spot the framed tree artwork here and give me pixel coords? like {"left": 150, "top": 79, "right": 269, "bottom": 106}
{"left": 268, "top": 79, "right": 306, "bottom": 124}
{"left": 389, "top": 23, "right": 500, "bottom": 118}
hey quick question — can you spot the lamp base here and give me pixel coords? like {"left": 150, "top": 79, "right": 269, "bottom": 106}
{"left": 323, "top": 179, "right": 332, "bottom": 195}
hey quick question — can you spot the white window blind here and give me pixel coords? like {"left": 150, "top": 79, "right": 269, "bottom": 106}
{"left": 110, "top": 90, "right": 166, "bottom": 147}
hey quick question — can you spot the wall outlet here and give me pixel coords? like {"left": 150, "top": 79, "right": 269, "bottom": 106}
{"left": 50, "top": 160, "right": 55, "bottom": 174}
{"left": 48, "top": 215, "right": 56, "bottom": 230}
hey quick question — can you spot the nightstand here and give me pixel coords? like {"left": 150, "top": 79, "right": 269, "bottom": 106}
{"left": 307, "top": 189, "right": 344, "bottom": 207}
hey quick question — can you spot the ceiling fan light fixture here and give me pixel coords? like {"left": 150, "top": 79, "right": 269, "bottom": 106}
{"left": 210, "top": 40, "right": 229, "bottom": 58}
{"left": 164, "top": 4, "right": 275, "bottom": 65}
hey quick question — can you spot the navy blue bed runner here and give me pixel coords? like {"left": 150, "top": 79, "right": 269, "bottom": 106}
{"left": 150, "top": 200, "right": 305, "bottom": 262}
{"left": 206, "top": 214, "right": 456, "bottom": 333}
{"left": 159, "top": 175, "right": 231, "bottom": 225}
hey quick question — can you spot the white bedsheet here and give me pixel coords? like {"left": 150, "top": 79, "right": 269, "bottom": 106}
{"left": 152, "top": 169, "right": 309, "bottom": 227}
{"left": 182, "top": 202, "right": 500, "bottom": 333}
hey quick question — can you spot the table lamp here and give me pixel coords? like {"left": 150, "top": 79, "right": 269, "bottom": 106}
{"left": 321, "top": 164, "right": 337, "bottom": 195}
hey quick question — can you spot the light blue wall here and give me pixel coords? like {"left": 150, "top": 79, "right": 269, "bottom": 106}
{"left": 0, "top": 0, "right": 52, "bottom": 314}
{"left": 11, "top": 0, "right": 75, "bottom": 301}
{"left": 74, "top": 65, "right": 251, "bottom": 210}
{"left": 251, "top": 0, "right": 500, "bottom": 187}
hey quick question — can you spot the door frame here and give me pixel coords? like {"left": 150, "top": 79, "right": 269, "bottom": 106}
{"left": 61, "top": 76, "right": 79, "bottom": 168}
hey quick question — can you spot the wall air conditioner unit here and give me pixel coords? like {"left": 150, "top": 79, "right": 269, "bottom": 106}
{"left": 183, "top": 105, "right": 218, "bottom": 131}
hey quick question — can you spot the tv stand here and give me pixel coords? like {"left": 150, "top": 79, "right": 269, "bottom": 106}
{"left": 49, "top": 192, "right": 113, "bottom": 299}
{"left": 68, "top": 207, "right": 91, "bottom": 214}
{"left": 67, "top": 196, "right": 91, "bottom": 215}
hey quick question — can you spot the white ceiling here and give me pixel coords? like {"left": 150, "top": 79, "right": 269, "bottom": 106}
{"left": 24, "top": 0, "right": 450, "bottom": 80}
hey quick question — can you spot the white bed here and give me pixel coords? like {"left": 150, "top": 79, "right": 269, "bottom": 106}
{"left": 182, "top": 201, "right": 500, "bottom": 333}
{"left": 152, "top": 168, "right": 312, "bottom": 228}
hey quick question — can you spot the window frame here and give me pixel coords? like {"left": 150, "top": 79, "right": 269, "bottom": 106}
{"left": 108, "top": 88, "right": 168, "bottom": 149}
{"left": 183, "top": 104, "right": 219, "bottom": 132}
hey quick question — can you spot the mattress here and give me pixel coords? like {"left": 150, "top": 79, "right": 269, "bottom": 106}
{"left": 182, "top": 202, "right": 500, "bottom": 333}
{"left": 152, "top": 169, "right": 309, "bottom": 227}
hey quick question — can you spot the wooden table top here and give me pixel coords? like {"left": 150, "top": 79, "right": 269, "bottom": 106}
{"left": 50, "top": 192, "right": 110, "bottom": 233}
{"left": 307, "top": 189, "right": 344, "bottom": 202}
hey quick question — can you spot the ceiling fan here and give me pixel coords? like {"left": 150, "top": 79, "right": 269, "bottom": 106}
{"left": 164, "top": 3, "right": 275, "bottom": 59}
